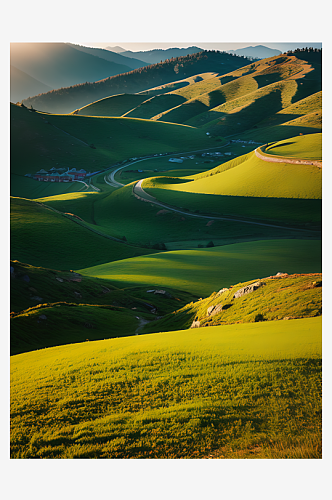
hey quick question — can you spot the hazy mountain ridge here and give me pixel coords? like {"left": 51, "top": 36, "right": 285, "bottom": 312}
{"left": 10, "top": 42, "right": 133, "bottom": 101}
{"left": 67, "top": 43, "right": 148, "bottom": 70}
{"left": 228, "top": 45, "right": 282, "bottom": 59}
{"left": 10, "top": 65, "right": 53, "bottom": 103}
{"left": 118, "top": 46, "right": 205, "bottom": 64}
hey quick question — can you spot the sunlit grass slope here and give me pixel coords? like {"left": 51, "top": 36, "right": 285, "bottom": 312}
{"left": 34, "top": 191, "right": 102, "bottom": 225}
{"left": 78, "top": 239, "right": 322, "bottom": 296}
{"left": 10, "top": 197, "right": 154, "bottom": 270}
{"left": 143, "top": 150, "right": 322, "bottom": 200}
{"left": 265, "top": 133, "right": 322, "bottom": 160}
{"left": 75, "top": 93, "right": 149, "bottom": 117}
{"left": 142, "top": 273, "right": 322, "bottom": 334}
{"left": 11, "top": 173, "right": 85, "bottom": 200}
{"left": 152, "top": 54, "right": 321, "bottom": 130}
{"left": 11, "top": 316, "right": 322, "bottom": 458}
{"left": 74, "top": 73, "right": 218, "bottom": 117}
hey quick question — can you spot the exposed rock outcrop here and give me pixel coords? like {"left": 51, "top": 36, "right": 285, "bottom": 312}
{"left": 233, "top": 281, "right": 263, "bottom": 299}
{"left": 207, "top": 303, "right": 223, "bottom": 317}
{"left": 190, "top": 320, "right": 201, "bottom": 328}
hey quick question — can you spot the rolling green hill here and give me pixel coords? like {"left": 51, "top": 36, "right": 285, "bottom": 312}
{"left": 10, "top": 102, "right": 221, "bottom": 199}
{"left": 10, "top": 197, "right": 154, "bottom": 270}
{"left": 143, "top": 135, "right": 322, "bottom": 200}
{"left": 112, "top": 52, "right": 321, "bottom": 138}
{"left": 141, "top": 273, "right": 322, "bottom": 334}
{"left": 10, "top": 316, "right": 322, "bottom": 458}
{"left": 74, "top": 73, "right": 219, "bottom": 117}
{"left": 78, "top": 239, "right": 322, "bottom": 296}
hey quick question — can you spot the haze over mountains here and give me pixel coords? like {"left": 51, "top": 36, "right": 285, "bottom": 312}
{"left": 10, "top": 42, "right": 145, "bottom": 102}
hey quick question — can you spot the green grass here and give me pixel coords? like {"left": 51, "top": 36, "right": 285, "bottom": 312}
{"left": 143, "top": 132, "right": 322, "bottom": 201}
{"left": 10, "top": 103, "right": 222, "bottom": 199}
{"left": 124, "top": 94, "right": 187, "bottom": 119}
{"left": 10, "top": 316, "right": 322, "bottom": 458}
{"left": 11, "top": 174, "right": 86, "bottom": 200}
{"left": 78, "top": 239, "right": 322, "bottom": 297}
{"left": 11, "top": 303, "right": 140, "bottom": 356}
{"left": 142, "top": 273, "right": 322, "bottom": 334}
{"left": 265, "top": 133, "right": 322, "bottom": 160}
{"left": 76, "top": 93, "right": 150, "bottom": 117}
{"left": 10, "top": 259, "right": 197, "bottom": 311}
{"left": 10, "top": 197, "right": 155, "bottom": 270}
{"left": 73, "top": 181, "right": 321, "bottom": 249}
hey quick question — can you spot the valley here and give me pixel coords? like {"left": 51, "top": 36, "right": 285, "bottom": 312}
{"left": 10, "top": 46, "right": 322, "bottom": 459}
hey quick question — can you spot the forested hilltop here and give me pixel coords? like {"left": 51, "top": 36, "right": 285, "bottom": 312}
{"left": 21, "top": 51, "right": 257, "bottom": 114}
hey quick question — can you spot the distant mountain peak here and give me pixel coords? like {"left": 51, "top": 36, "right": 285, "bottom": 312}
{"left": 106, "top": 46, "right": 126, "bottom": 53}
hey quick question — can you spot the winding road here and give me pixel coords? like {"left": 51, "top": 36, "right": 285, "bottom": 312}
{"left": 132, "top": 180, "right": 316, "bottom": 232}
{"left": 97, "top": 142, "right": 320, "bottom": 234}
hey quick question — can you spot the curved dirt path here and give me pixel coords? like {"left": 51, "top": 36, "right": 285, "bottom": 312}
{"left": 132, "top": 180, "right": 316, "bottom": 233}
{"left": 255, "top": 147, "right": 322, "bottom": 167}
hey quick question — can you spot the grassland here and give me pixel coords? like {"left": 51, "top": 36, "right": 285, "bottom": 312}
{"left": 10, "top": 197, "right": 155, "bottom": 269}
{"left": 143, "top": 150, "right": 321, "bottom": 200}
{"left": 11, "top": 103, "right": 222, "bottom": 200}
{"left": 10, "top": 316, "right": 321, "bottom": 458}
{"left": 265, "top": 133, "right": 322, "bottom": 160}
{"left": 142, "top": 273, "right": 322, "bottom": 334}
{"left": 10, "top": 259, "right": 198, "bottom": 354}
{"left": 78, "top": 239, "right": 322, "bottom": 296}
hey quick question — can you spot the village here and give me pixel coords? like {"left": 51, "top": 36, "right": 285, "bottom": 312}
{"left": 26, "top": 167, "right": 92, "bottom": 183}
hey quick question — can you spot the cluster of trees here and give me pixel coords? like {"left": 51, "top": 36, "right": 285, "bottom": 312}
{"left": 285, "top": 47, "right": 321, "bottom": 54}
{"left": 284, "top": 47, "right": 321, "bottom": 63}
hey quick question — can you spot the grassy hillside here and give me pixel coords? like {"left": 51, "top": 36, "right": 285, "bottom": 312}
{"left": 74, "top": 73, "right": 219, "bottom": 116}
{"left": 11, "top": 316, "right": 322, "bottom": 458}
{"left": 11, "top": 103, "right": 220, "bottom": 199}
{"left": 142, "top": 273, "right": 322, "bottom": 334}
{"left": 21, "top": 51, "right": 255, "bottom": 114}
{"left": 11, "top": 303, "right": 140, "bottom": 356}
{"left": 78, "top": 239, "right": 322, "bottom": 296}
{"left": 143, "top": 146, "right": 322, "bottom": 200}
{"left": 115, "top": 52, "right": 321, "bottom": 135}
{"left": 264, "top": 133, "right": 322, "bottom": 160}
{"left": 10, "top": 197, "right": 154, "bottom": 270}
{"left": 10, "top": 259, "right": 196, "bottom": 315}
{"left": 69, "top": 181, "right": 319, "bottom": 248}
{"left": 10, "top": 258, "right": 198, "bottom": 355}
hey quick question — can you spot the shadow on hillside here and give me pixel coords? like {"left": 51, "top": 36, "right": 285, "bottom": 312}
{"left": 210, "top": 89, "right": 283, "bottom": 136}
{"left": 160, "top": 100, "right": 210, "bottom": 124}
{"left": 126, "top": 94, "right": 187, "bottom": 119}
{"left": 244, "top": 124, "right": 322, "bottom": 143}
{"left": 253, "top": 74, "right": 285, "bottom": 89}
{"left": 291, "top": 72, "right": 321, "bottom": 104}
